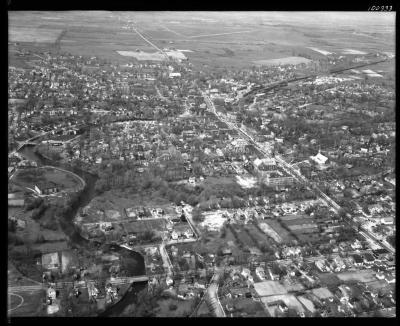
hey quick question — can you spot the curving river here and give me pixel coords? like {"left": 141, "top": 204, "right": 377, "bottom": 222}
{"left": 18, "top": 145, "right": 147, "bottom": 316}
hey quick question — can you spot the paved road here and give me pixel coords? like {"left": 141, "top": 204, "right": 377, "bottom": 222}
{"left": 127, "top": 23, "right": 170, "bottom": 61}
{"left": 201, "top": 92, "right": 394, "bottom": 255}
{"left": 8, "top": 275, "right": 149, "bottom": 294}
{"left": 205, "top": 269, "right": 226, "bottom": 317}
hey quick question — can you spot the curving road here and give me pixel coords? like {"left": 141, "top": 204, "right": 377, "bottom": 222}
{"left": 205, "top": 269, "right": 226, "bottom": 317}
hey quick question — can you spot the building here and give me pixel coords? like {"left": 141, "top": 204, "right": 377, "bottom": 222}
{"left": 42, "top": 252, "right": 61, "bottom": 271}
{"left": 253, "top": 158, "right": 277, "bottom": 178}
{"left": 310, "top": 151, "right": 329, "bottom": 170}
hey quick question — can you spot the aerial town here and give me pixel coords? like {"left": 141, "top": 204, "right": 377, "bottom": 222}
{"left": 8, "top": 11, "right": 395, "bottom": 318}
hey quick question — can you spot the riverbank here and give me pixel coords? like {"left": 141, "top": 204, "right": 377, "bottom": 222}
{"left": 12, "top": 144, "right": 148, "bottom": 316}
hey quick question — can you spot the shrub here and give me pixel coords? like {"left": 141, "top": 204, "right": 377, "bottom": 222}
{"left": 169, "top": 303, "right": 178, "bottom": 311}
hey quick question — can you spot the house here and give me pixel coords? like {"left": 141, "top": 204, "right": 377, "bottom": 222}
{"left": 37, "top": 182, "right": 59, "bottom": 195}
{"left": 241, "top": 268, "right": 252, "bottom": 279}
{"left": 352, "top": 254, "right": 363, "bottom": 266}
{"left": 310, "top": 151, "right": 329, "bottom": 170}
{"left": 380, "top": 217, "right": 393, "bottom": 225}
{"left": 171, "top": 231, "right": 179, "bottom": 240}
{"left": 372, "top": 248, "right": 389, "bottom": 260}
{"left": 315, "top": 260, "right": 326, "bottom": 272}
{"left": 255, "top": 267, "right": 266, "bottom": 280}
{"left": 184, "top": 229, "right": 194, "bottom": 239}
{"left": 363, "top": 253, "right": 375, "bottom": 265}
{"left": 125, "top": 207, "right": 137, "bottom": 219}
{"left": 99, "top": 222, "right": 113, "bottom": 232}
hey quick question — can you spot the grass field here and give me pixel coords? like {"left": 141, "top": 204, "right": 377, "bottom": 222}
{"left": 8, "top": 290, "right": 45, "bottom": 317}
{"left": 254, "top": 281, "right": 287, "bottom": 297}
{"left": 12, "top": 167, "right": 81, "bottom": 192}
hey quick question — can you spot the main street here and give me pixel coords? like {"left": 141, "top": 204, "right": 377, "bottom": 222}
{"left": 201, "top": 92, "right": 394, "bottom": 255}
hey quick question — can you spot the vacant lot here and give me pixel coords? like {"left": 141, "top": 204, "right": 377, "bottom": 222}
{"left": 254, "top": 281, "right": 287, "bottom": 297}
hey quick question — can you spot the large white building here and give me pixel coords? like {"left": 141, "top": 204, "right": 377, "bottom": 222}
{"left": 310, "top": 151, "right": 329, "bottom": 170}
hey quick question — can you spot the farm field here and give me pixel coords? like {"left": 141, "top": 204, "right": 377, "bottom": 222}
{"left": 257, "top": 222, "right": 282, "bottom": 243}
{"left": 263, "top": 220, "right": 295, "bottom": 243}
{"left": 9, "top": 12, "right": 395, "bottom": 69}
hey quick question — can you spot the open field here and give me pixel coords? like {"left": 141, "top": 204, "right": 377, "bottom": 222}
{"left": 199, "top": 210, "right": 228, "bottom": 232}
{"left": 253, "top": 56, "right": 311, "bottom": 66}
{"left": 297, "top": 295, "right": 316, "bottom": 313}
{"left": 234, "top": 226, "right": 257, "bottom": 248}
{"left": 342, "top": 49, "right": 367, "bottom": 55}
{"left": 12, "top": 167, "right": 82, "bottom": 192}
{"left": 263, "top": 220, "right": 295, "bottom": 243}
{"left": 9, "top": 12, "right": 395, "bottom": 69}
{"left": 117, "top": 51, "right": 165, "bottom": 61}
{"left": 307, "top": 47, "right": 333, "bottom": 55}
{"left": 336, "top": 270, "right": 377, "bottom": 283}
{"left": 9, "top": 27, "right": 63, "bottom": 43}
{"left": 254, "top": 281, "right": 287, "bottom": 297}
{"left": 8, "top": 290, "right": 45, "bottom": 317}
{"left": 257, "top": 222, "right": 282, "bottom": 243}
{"left": 155, "top": 298, "right": 196, "bottom": 317}
{"left": 316, "top": 273, "right": 342, "bottom": 287}
{"left": 280, "top": 214, "right": 313, "bottom": 221}
{"left": 311, "top": 287, "right": 334, "bottom": 299}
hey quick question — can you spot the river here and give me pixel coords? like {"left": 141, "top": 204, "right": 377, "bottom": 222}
{"left": 18, "top": 145, "right": 147, "bottom": 316}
